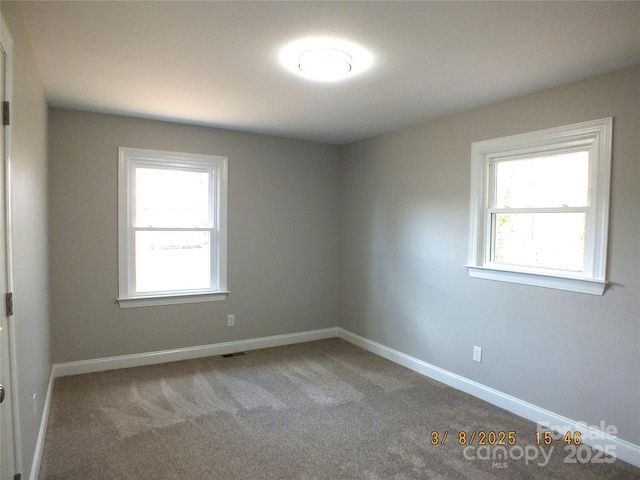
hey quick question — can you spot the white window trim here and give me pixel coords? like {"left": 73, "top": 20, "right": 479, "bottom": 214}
{"left": 117, "top": 147, "right": 228, "bottom": 308}
{"left": 466, "top": 118, "right": 612, "bottom": 295}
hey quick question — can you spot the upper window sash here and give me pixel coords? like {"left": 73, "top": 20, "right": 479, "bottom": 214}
{"left": 466, "top": 118, "right": 612, "bottom": 295}
{"left": 130, "top": 162, "right": 217, "bottom": 229}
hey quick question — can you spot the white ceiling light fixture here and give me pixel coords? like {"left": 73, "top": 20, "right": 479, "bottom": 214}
{"left": 298, "top": 48, "right": 352, "bottom": 81}
{"left": 280, "top": 37, "right": 373, "bottom": 83}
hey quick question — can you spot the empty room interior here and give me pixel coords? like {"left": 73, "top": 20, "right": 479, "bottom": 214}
{"left": 0, "top": 1, "right": 639, "bottom": 479}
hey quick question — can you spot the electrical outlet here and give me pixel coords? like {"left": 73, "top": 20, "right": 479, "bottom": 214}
{"left": 473, "top": 346, "right": 482, "bottom": 363}
{"left": 227, "top": 314, "right": 235, "bottom": 327}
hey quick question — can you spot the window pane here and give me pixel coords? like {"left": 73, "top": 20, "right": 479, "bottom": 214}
{"left": 135, "top": 231, "right": 211, "bottom": 292}
{"left": 494, "top": 213, "right": 585, "bottom": 271}
{"left": 135, "top": 168, "right": 210, "bottom": 228}
{"left": 495, "top": 151, "right": 589, "bottom": 208}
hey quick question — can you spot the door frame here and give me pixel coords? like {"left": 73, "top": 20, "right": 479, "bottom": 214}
{"left": 0, "top": 10, "right": 20, "bottom": 479}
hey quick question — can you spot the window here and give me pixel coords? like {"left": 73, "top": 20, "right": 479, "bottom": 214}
{"left": 118, "top": 147, "right": 228, "bottom": 307}
{"left": 466, "top": 118, "right": 612, "bottom": 295}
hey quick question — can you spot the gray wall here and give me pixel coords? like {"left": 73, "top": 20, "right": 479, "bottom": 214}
{"left": 339, "top": 66, "right": 640, "bottom": 446}
{"left": 2, "top": 4, "right": 51, "bottom": 477}
{"left": 48, "top": 109, "right": 341, "bottom": 363}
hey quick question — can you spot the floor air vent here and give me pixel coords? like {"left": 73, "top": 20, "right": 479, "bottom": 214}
{"left": 222, "top": 352, "right": 246, "bottom": 358}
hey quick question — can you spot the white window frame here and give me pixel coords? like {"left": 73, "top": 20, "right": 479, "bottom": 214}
{"left": 466, "top": 118, "right": 612, "bottom": 295}
{"left": 117, "top": 147, "right": 228, "bottom": 308}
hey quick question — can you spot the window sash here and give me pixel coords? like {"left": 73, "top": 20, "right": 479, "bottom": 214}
{"left": 486, "top": 210, "right": 587, "bottom": 273}
{"left": 131, "top": 227, "right": 217, "bottom": 295}
{"left": 132, "top": 165, "right": 215, "bottom": 229}
{"left": 490, "top": 150, "right": 590, "bottom": 209}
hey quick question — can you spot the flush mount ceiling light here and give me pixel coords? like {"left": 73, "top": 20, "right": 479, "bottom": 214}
{"left": 280, "top": 37, "right": 373, "bottom": 83}
{"left": 298, "top": 48, "right": 352, "bottom": 81}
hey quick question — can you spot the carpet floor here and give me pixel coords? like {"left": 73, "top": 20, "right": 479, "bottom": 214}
{"left": 39, "top": 338, "right": 640, "bottom": 479}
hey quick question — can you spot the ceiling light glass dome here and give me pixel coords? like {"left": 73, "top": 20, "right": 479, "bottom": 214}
{"left": 298, "top": 48, "right": 352, "bottom": 81}
{"left": 280, "top": 37, "right": 373, "bottom": 83}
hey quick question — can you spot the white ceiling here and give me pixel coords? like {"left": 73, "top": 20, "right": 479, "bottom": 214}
{"left": 10, "top": 1, "right": 640, "bottom": 145}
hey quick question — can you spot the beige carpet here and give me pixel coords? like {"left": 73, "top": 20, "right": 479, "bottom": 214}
{"left": 39, "top": 338, "right": 640, "bottom": 479}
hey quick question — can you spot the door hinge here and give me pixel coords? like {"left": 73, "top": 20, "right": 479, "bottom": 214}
{"left": 6, "top": 292, "right": 13, "bottom": 316}
{"left": 2, "top": 101, "right": 9, "bottom": 126}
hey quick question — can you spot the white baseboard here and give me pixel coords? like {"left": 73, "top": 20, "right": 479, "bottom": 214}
{"left": 51, "top": 327, "right": 340, "bottom": 378}
{"left": 29, "top": 369, "right": 55, "bottom": 480}
{"left": 335, "top": 328, "right": 640, "bottom": 469}
{"left": 33, "top": 326, "right": 640, "bottom": 475}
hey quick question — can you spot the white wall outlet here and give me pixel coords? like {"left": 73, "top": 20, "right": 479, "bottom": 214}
{"left": 473, "top": 346, "right": 482, "bottom": 363}
{"left": 227, "top": 314, "right": 235, "bottom": 327}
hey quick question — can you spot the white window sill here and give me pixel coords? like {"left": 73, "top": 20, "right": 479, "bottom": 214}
{"left": 465, "top": 266, "right": 606, "bottom": 295}
{"left": 117, "top": 291, "right": 230, "bottom": 308}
